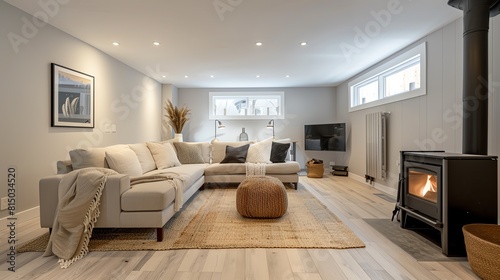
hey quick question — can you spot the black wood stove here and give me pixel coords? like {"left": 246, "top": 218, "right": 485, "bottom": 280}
{"left": 397, "top": 151, "right": 497, "bottom": 256}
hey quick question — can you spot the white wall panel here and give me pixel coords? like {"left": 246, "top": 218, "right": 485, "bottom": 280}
{"left": 442, "top": 20, "right": 459, "bottom": 153}
{"left": 426, "top": 29, "right": 444, "bottom": 151}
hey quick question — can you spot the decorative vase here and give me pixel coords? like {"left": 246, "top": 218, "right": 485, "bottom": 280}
{"left": 174, "top": 133, "right": 183, "bottom": 142}
{"left": 239, "top": 128, "right": 248, "bottom": 141}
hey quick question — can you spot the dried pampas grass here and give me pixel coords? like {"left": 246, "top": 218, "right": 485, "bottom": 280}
{"left": 164, "top": 100, "right": 190, "bottom": 133}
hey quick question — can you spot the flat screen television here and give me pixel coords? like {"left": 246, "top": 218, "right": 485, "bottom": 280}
{"left": 305, "top": 123, "right": 346, "bottom": 151}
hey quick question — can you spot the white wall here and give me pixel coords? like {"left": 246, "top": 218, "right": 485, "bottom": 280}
{"left": 0, "top": 2, "right": 162, "bottom": 218}
{"left": 337, "top": 16, "right": 500, "bottom": 214}
{"left": 178, "top": 87, "right": 344, "bottom": 168}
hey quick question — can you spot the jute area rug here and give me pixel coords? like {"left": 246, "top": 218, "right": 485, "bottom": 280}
{"left": 19, "top": 185, "right": 365, "bottom": 252}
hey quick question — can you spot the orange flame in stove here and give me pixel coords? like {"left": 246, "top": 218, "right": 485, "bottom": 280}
{"left": 421, "top": 175, "right": 437, "bottom": 197}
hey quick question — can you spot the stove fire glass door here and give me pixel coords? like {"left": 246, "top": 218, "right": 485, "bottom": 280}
{"left": 404, "top": 162, "right": 441, "bottom": 222}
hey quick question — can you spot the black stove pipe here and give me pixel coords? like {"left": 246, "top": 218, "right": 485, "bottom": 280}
{"left": 448, "top": 0, "right": 500, "bottom": 155}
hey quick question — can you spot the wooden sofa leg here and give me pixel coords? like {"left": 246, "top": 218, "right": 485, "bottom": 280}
{"left": 156, "top": 228, "right": 164, "bottom": 242}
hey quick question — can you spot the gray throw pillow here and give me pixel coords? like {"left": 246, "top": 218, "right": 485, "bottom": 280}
{"left": 173, "top": 142, "right": 204, "bottom": 164}
{"left": 220, "top": 144, "right": 250, "bottom": 163}
{"left": 270, "top": 142, "right": 290, "bottom": 163}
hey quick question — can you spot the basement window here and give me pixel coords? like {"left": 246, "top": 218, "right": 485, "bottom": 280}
{"left": 209, "top": 92, "right": 285, "bottom": 120}
{"left": 348, "top": 42, "right": 426, "bottom": 112}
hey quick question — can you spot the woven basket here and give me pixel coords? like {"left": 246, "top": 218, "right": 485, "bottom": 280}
{"left": 463, "top": 224, "right": 500, "bottom": 280}
{"left": 306, "top": 163, "right": 324, "bottom": 178}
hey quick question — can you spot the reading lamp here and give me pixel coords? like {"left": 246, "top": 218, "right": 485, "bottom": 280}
{"left": 214, "top": 119, "right": 225, "bottom": 140}
{"left": 267, "top": 119, "right": 275, "bottom": 139}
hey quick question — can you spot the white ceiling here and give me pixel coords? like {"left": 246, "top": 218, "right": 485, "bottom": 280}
{"left": 5, "top": 0, "right": 462, "bottom": 88}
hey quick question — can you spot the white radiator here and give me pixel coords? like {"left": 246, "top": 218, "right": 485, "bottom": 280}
{"left": 366, "top": 112, "right": 389, "bottom": 182}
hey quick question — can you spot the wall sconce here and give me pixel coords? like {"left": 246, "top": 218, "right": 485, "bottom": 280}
{"left": 214, "top": 119, "right": 225, "bottom": 140}
{"left": 267, "top": 119, "right": 275, "bottom": 139}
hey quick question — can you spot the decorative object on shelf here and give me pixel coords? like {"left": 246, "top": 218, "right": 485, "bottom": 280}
{"left": 267, "top": 119, "right": 275, "bottom": 139}
{"left": 163, "top": 100, "right": 190, "bottom": 141}
{"left": 51, "top": 63, "right": 95, "bottom": 128}
{"left": 214, "top": 119, "right": 225, "bottom": 140}
{"left": 239, "top": 128, "right": 248, "bottom": 141}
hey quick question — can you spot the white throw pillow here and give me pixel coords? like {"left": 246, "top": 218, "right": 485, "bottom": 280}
{"left": 246, "top": 137, "right": 273, "bottom": 163}
{"left": 147, "top": 142, "right": 181, "bottom": 169}
{"left": 105, "top": 147, "right": 143, "bottom": 176}
{"left": 128, "top": 143, "right": 157, "bottom": 173}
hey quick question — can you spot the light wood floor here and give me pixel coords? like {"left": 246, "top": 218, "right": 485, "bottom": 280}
{"left": 0, "top": 175, "right": 479, "bottom": 280}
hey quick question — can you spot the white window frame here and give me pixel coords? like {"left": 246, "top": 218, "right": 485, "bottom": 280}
{"left": 348, "top": 42, "right": 427, "bottom": 112}
{"left": 209, "top": 91, "right": 285, "bottom": 120}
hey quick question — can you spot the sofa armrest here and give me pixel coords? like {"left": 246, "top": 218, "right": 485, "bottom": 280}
{"left": 95, "top": 174, "right": 130, "bottom": 227}
{"left": 39, "top": 175, "right": 64, "bottom": 228}
{"left": 39, "top": 174, "right": 130, "bottom": 228}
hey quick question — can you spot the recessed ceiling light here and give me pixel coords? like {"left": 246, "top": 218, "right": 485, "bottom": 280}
{"left": 184, "top": 75, "right": 188, "bottom": 78}
{"left": 153, "top": 41, "right": 160, "bottom": 46}
{"left": 210, "top": 75, "right": 214, "bottom": 78}
{"left": 256, "top": 42, "right": 263, "bottom": 46}
{"left": 256, "top": 75, "right": 260, "bottom": 78}
{"left": 162, "top": 75, "right": 166, "bottom": 78}
{"left": 112, "top": 42, "right": 120, "bottom": 46}
{"left": 286, "top": 75, "right": 290, "bottom": 78}
{"left": 300, "top": 42, "right": 307, "bottom": 46}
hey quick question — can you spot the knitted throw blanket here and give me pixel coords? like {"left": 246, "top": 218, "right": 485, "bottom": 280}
{"left": 246, "top": 162, "right": 266, "bottom": 177}
{"left": 43, "top": 168, "right": 118, "bottom": 268}
{"left": 130, "top": 171, "right": 185, "bottom": 212}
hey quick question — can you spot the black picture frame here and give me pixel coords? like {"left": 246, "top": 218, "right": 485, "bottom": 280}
{"left": 51, "top": 63, "right": 94, "bottom": 128}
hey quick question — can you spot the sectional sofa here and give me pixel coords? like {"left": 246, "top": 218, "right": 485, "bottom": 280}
{"left": 39, "top": 138, "right": 300, "bottom": 241}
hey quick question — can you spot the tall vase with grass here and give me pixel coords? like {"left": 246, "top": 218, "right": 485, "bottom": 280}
{"left": 163, "top": 100, "right": 190, "bottom": 142}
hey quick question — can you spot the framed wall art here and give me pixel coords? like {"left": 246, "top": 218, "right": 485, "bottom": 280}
{"left": 51, "top": 63, "right": 94, "bottom": 128}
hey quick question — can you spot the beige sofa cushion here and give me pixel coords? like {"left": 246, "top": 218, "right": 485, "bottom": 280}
{"left": 173, "top": 142, "right": 204, "bottom": 164}
{"left": 175, "top": 142, "right": 211, "bottom": 163}
{"left": 69, "top": 148, "right": 106, "bottom": 169}
{"left": 146, "top": 164, "right": 206, "bottom": 192}
{"left": 246, "top": 137, "right": 273, "bottom": 163}
{"left": 128, "top": 143, "right": 156, "bottom": 173}
{"left": 197, "top": 142, "right": 212, "bottom": 163}
{"left": 56, "top": 160, "right": 73, "bottom": 174}
{"left": 211, "top": 140, "right": 253, "bottom": 163}
{"left": 123, "top": 164, "right": 206, "bottom": 211}
{"left": 147, "top": 142, "right": 181, "bottom": 169}
{"left": 105, "top": 147, "right": 143, "bottom": 176}
{"left": 121, "top": 181, "right": 176, "bottom": 211}
{"left": 69, "top": 144, "right": 128, "bottom": 170}
{"left": 204, "top": 162, "right": 300, "bottom": 175}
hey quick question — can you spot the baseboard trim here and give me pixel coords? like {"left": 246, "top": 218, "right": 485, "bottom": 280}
{"left": 349, "top": 173, "right": 397, "bottom": 198}
{"left": 0, "top": 206, "right": 39, "bottom": 228}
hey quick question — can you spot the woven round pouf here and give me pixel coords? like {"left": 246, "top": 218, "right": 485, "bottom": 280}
{"left": 236, "top": 176, "right": 288, "bottom": 218}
